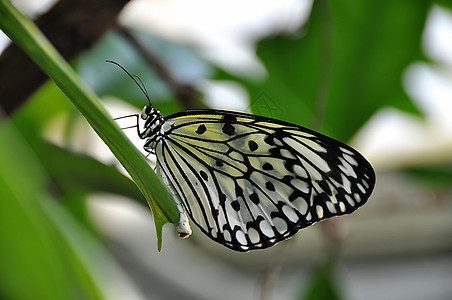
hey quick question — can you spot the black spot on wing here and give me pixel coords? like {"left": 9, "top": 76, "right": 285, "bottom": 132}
{"left": 196, "top": 124, "right": 206, "bottom": 134}
{"left": 249, "top": 192, "right": 260, "bottom": 205}
{"left": 200, "top": 170, "right": 208, "bottom": 181}
{"left": 222, "top": 124, "right": 236, "bottom": 136}
{"left": 262, "top": 162, "right": 273, "bottom": 170}
{"left": 231, "top": 200, "right": 240, "bottom": 211}
{"left": 248, "top": 140, "right": 258, "bottom": 151}
{"left": 222, "top": 114, "right": 237, "bottom": 136}
{"left": 265, "top": 181, "right": 275, "bottom": 191}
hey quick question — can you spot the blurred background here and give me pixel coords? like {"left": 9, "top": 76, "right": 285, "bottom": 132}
{"left": 1, "top": 0, "right": 452, "bottom": 299}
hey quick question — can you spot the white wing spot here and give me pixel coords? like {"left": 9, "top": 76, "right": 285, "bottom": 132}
{"left": 302, "top": 138, "right": 327, "bottom": 153}
{"left": 280, "top": 149, "right": 296, "bottom": 159}
{"left": 340, "top": 147, "right": 354, "bottom": 155}
{"left": 273, "top": 217, "right": 288, "bottom": 234}
{"left": 328, "top": 183, "right": 338, "bottom": 203}
{"left": 344, "top": 153, "right": 358, "bottom": 166}
{"left": 291, "top": 179, "right": 310, "bottom": 193}
{"left": 362, "top": 179, "right": 369, "bottom": 189}
{"left": 341, "top": 174, "right": 352, "bottom": 194}
{"left": 223, "top": 230, "right": 232, "bottom": 242}
{"left": 293, "top": 164, "right": 308, "bottom": 178}
{"left": 274, "top": 138, "right": 284, "bottom": 146}
{"left": 357, "top": 183, "right": 366, "bottom": 194}
{"left": 260, "top": 221, "right": 275, "bottom": 238}
{"left": 345, "top": 195, "right": 354, "bottom": 206}
{"left": 339, "top": 157, "right": 357, "bottom": 178}
{"left": 239, "top": 245, "right": 249, "bottom": 251}
{"left": 301, "top": 152, "right": 331, "bottom": 173}
{"left": 354, "top": 193, "right": 362, "bottom": 203}
{"left": 316, "top": 205, "right": 324, "bottom": 218}
{"left": 326, "top": 201, "right": 336, "bottom": 214}
{"left": 339, "top": 202, "right": 346, "bottom": 213}
{"left": 247, "top": 227, "right": 260, "bottom": 244}
{"left": 284, "top": 137, "right": 330, "bottom": 172}
{"left": 282, "top": 205, "right": 299, "bottom": 223}
{"left": 304, "top": 163, "right": 323, "bottom": 181}
{"left": 293, "top": 198, "right": 308, "bottom": 215}
{"left": 236, "top": 230, "right": 247, "bottom": 245}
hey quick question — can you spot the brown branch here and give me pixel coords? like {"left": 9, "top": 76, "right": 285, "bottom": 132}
{"left": 0, "top": 0, "right": 130, "bottom": 115}
{"left": 115, "top": 26, "right": 204, "bottom": 110}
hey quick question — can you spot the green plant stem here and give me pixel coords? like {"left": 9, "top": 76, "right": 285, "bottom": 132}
{"left": 0, "top": 0, "right": 179, "bottom": 246}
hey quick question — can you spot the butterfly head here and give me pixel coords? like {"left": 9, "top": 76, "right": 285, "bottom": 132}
{"left": 141, "top": 104, "right": 163, "bottom": 122}
{"left": 139, "top": 104, "right": 164, "bottom": 141}
{"left": 140, "top": 105, "right": 153, "bottom": 120}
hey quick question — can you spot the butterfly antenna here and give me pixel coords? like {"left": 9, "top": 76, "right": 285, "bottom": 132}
{"left": 106, "top": 60, "right": 152, "bottom": 107}
{"left": 133, "top": 75, "right": 151, "bottom": 104}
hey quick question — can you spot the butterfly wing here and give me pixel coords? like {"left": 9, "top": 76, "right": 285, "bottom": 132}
{"left": 155, "top": 110, "right": 375, "bottom": 251}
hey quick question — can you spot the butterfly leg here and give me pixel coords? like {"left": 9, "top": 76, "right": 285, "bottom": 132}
{"left": 114, "top": 113, "right": 143, "bottom": 136}
{"left": 167, "top": 189, "right": 192, "bottom": 238}
{"left": 168, "top": 184, "right": 192, "bottom": 238}
{"left": 175, "top": 201, "right": 192, "bottom": 239}
{"left": 157, "top": 164, "right": 192, "bottom": 238}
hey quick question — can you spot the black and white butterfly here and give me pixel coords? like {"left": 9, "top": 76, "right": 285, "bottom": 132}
{"left": 110, "top": 61, "right": 375, "bottom": 252}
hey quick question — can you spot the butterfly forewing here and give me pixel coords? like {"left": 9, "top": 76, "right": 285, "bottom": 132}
{"left": 154, "top": 110, "right": 375, "bottom": 251}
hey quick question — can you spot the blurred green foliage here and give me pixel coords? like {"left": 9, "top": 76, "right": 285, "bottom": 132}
{"left": 299, "top": 262, "right": 343, "bottom": 300}
{"left": 406, "top": 164, "right": 452, "bottom": 189}
{"left": 0, "top": 122, "right": 105, "bottom": 300}
{"left": 216, "top": 0, "right": 429, "bottom": 141}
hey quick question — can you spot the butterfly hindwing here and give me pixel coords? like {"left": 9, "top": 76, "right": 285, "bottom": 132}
{"left": 154, "top": 110, "right": 375, "bottom": 251}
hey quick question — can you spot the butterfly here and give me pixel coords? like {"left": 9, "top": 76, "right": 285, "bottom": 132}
{"left": 109, "top": 61, "right": 376, "bottom": 252}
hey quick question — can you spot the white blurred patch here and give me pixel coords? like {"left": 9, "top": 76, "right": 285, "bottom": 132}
{"left": 11, "top": 0, "right": 58, "bottom": 18}
{"left": 423, "top": 5, "right": 452, "bottom": 67}
{"left": 198, "top": 80, "right": 249, "bottom": 112}
{"left": 120, "top": 0, "right": 312, "bottom": 75}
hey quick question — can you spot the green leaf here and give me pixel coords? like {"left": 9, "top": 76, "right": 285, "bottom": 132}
{"left": 216, "top": 0, "right": 431, "bottom": 141}
{"left": 40, "top": 142, "right": 147, "bottom": 204}
{"left": 435, "top": 1, "right": 452, "bottom": 9}
{"left": 0, "top": 121, "right": 101, "bottom": 300}
{"left": 41, "top": 141, "right": 169, "bottom": 251}
{"left": 299, "top": 262, "right": 343, "bottom": 300}
{"left": 405, "top": 164, "right": 452, "bottom": 188}
{"left": 12, "top": 80, "right": 71, "bottom": 137}
{"left": 0, "top": 0, "right": 179, "bottom": 247}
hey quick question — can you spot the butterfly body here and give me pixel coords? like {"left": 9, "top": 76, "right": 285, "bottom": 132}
{"left": 137, "top": 106, "right": 375, "bottom": 252}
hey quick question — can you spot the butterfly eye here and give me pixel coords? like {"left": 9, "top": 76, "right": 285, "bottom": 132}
{"left": 141, "top": 106, "right": 149, "bottom": 120}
